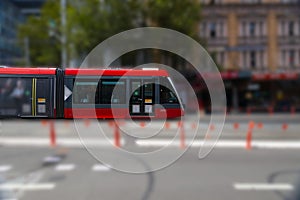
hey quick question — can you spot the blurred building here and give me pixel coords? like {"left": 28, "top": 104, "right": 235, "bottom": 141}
{"left": 199, "top": 0, "right": 300, "bottom": 72}
{"left": 0, "top": 0, "right": 45, "bottom": 65}
{"left": 12, "top": 0, "right": 46, "bottom": 16}
{"left": 0, "top": 0, "right": 24, "bottom": 65}
{"left": 198, "top": 0, "right": 300, "bottom": 113}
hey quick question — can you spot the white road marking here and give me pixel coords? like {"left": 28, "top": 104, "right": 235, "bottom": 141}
{"left": 43, "top": 156, "right": 62, "bottom": 163}
{"left": 1, "top": 199, "right": 17, "bottom": 200}
{"left": 55, "top": 164, "right": 75, "bottom": 171}
{"left": 0, "top": 138, "right": 125, "bottom": 148}
{"left": 2, "top": 138, "right": 300, "bottom": 149}
{"left": 121, "top": 122, "right": 230, "bottom": 130}
{"left": 0, "top": 183, "right": 55, "bottom": 191}
{"left": 135, "top": 139, "right": 300, "bottom": 149}
{"left": 92, "top": 164, "right": 111, "bottom": 172}
{"left": 233, "top": 183, "right": 294, "bottom": 191}
{"left": 0, "top": 165, "right": 12, "bottom": 172}
{"left": 11, "top": 171, "right": 45, "bottom": 199}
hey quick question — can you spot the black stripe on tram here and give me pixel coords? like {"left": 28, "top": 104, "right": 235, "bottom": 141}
{"left": 56, "top": 68, "right": 65, "bottom": 118}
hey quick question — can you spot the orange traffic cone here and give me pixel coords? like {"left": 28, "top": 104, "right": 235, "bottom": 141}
{"left": 233, "top": 123, "right": 239, "bottom": 130}
{"left": 282, "top": 123, "right": 288, "bottom": 131}
{"left": 114, "top": 122, "right": 121, "bottom": 148}
{"left": 49, "top": 121, "right": 56, "bottom": 147}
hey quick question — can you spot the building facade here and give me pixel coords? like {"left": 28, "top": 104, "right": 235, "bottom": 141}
{"left": 0, "top": 0, "right": 24, "bottom": 65}
{"left": 12, "top": 0, "right": 46, "bottom": 16}
{"left": 0, "top": 0, "right": 45, "bottom": 65}
{"left": 197, "top": 0, "right": 300, "bottom": 112}
{"left": 199, "top": 0, "right": 300, "bottom": 72}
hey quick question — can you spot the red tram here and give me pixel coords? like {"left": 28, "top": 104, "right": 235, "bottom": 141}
{"left": 0, "top": 68, "right": 184, "bottom": 118}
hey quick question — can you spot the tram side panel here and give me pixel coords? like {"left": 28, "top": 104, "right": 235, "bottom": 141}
{"left": 63, "top": 75, "right": 129, "bottom": 119}
{"left": 62, "top": 75, "right": 183, "bottom": 119}
{"left": 0, "top": 75, "right": 55, "bottom": 118}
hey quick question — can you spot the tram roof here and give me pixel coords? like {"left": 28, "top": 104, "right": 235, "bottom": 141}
{"left": 64, "top": 68, "right": 169, "bottom": 77}
{"left": 0, "top": 68, "right": 169, "bottom": 77}
{"left": 0, "top": 67, "right": 56, "bottom": 75}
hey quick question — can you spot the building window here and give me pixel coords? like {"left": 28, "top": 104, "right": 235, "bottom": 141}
{"left": 299, "top": 21, "right": 300, "bottom": 36}
{"left": 282, "top": 50, "right": 286, "bottom": 67}
{"left": 219, "top": 22, "right": 224, "bottom": 37}
{"left": 280, "top": 21, "right": 285, "bottom": 36}
{"left": 209, "top": 22, "right": 216, "bottom": 38}
{"left": 242, "top": 21, "right": 246, "bottom": 37}
{"left": 259, "top": 21, "right": 264, "bottom": 36}
{"left": 260, "top": 51, "right": 264, "bottom": 68}
{"left": 249, "top": 22, "right": 256, "bottom": 37}
{"left": 219, "top": 51, "right": 224, "bottom": 66}
{"left": 289, "top": 50, "right": 295, "bottom": 67}
{"left": 201, "top": 22, "right": 207, "bottom": 37}
{"left": 243, "top": 51, "right": 247, "bottom": 68}
{"left": 288, "top": 21, "right": 294, "bottom": 36}
{"left": 299, "top": 50, "right": 300, "bottom": 67}
{"left": 250, "top": 51, "right": 256, "bottom": 69}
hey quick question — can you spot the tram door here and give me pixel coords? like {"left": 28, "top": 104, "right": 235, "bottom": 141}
{"left": 130, "top": 79, "right": 155, "bottom": 116}
{"left": 0, "top": 77, "right": 53, "bottom": 117}
{"left": 31, "top": 78, "right": 53, "bottom": 117}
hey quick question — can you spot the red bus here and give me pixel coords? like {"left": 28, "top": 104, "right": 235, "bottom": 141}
{"left": 0, "top": 68, "right": 184, "bottom": 118}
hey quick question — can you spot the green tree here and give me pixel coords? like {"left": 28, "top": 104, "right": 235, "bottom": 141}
{"left": 18, "top": 0, "right": 139, "bottom": 66}
{"left": 69, "top": 0, "right": 140, "bottom": 57}
{"left": 143, "top": 0, "right": 202, "bottom": 69}
{"left": 18, "top": 1, "right": 61, "bottom": 66}
{"left": 18, "top": 0, "right": 202, "bottom": 67}
{"left": 146, "top": 0, "right": 201, "bottom": 39}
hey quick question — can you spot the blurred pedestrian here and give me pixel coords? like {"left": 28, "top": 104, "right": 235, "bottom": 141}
{"left": 10, "top": 79, "right": 24, "bottom": 116}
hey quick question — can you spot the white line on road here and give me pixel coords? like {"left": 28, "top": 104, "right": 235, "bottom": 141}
{"left": 233, "top": 183, "right": 294, "bottom": 191}
{"left": 0, "top": 165, "right": 12, "bottom": 172}
{"left": 1, "top": 198, "right": 17, "bottom": 200}
{"left": 0, "top": 137, "right": 125, "bottom": 148}
{"left": 55, "top": 164, "right": 75, "bottom": 171}
{"left": 2, "top": 138, "right": 300, "bottom": 149}
{"left": 135, "top": 139, "right": 300, "bottom": 149}
{"left": 92, "top": 164, "right": 111, "bottom": 172}
{"left": 0, "top": 183, "right": 55, "bottom": 191}
{"left": 43, "top": 156, "right": 62, "bottom": 163}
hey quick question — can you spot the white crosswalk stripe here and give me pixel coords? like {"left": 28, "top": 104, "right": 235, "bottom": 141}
{"left": 233, "top": 183, "right": 294, "bottom": 191}
{"left": 0, "top": 164, "right": 114, "bottom": 173}
{"left": 55, "top": 164, "right": 75, "bottom": 171}
{"left": 92, "top": 164, "right": 111, "bottom": 172}
{"left": 135, "top": 139, "right": 300, "bottom": 149}
{"left": 0, "top": 138, "right": 125, "bottom": 148}
{"left": 0, "top": 165, "right": 12, "bottom": 173}
{"left": 0, "top": 183, "right": 55, "bottom": 191}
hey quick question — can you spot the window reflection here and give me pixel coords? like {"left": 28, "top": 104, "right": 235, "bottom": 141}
{"left": 0, "top": 78, "right": 31, "bottom": 116}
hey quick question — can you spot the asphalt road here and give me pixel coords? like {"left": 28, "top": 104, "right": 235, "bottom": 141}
{"left": 0, "top": 114, "right": 299, "bottom": 200}
{"left": 0, "top": 148, "right": 299, "bottom": 200}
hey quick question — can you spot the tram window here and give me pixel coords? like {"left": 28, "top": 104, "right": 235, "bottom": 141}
{"left": 101, "top": 79, "right": 126, "bottom": 104}
{"left": 131, "top": 82, "right": 141, "bottom": 97}
{"left": 160, "top": 85, "right": 179, "bottom": 104}
{"left": 73, "top": 80, "right": 99, "bottom": 104}
{"left": 144, "top": 83, "right": 154, "bottom": 99}
{"left": 0, "top": 78, "right": 32, "bottom": 115}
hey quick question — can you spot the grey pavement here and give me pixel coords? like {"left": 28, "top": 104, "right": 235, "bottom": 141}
{"left": 0, "top": 114, "right": 299, "bottom": 200}
{"left": 0, "top": 148, "right": 299, "bottom": 200}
